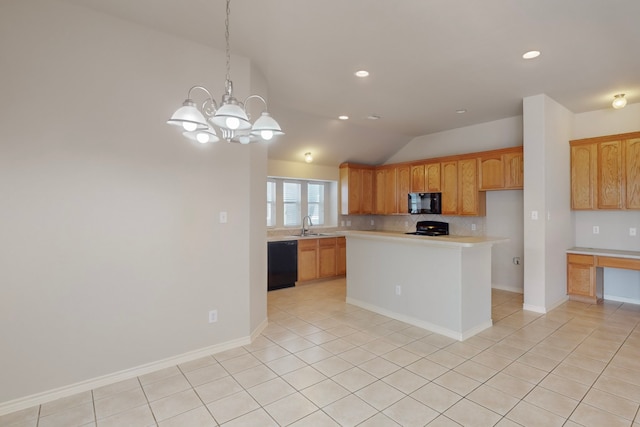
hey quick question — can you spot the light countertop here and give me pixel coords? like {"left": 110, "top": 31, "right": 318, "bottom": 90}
{"left": 567, "top": 247, "right": 640, "bottom": 260}
{"left": 341, "top": 230, "right": 509, "bottom": 248}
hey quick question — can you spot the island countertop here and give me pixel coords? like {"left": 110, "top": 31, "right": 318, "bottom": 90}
{"left": 342, "top": 230, "right": 509, "bottom": 247}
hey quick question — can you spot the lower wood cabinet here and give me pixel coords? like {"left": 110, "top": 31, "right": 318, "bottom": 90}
{"left": 566, "top": 254, "right": 598, "bottom": 303}
{"left": 297, "top": 237, "right": 346, "bottom": 284}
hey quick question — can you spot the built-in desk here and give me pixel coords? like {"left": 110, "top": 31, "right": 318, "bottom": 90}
{"left": 566, "top": 247, "right": 640, "bottom": 303}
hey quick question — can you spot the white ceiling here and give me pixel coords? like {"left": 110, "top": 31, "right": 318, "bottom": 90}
{"left": 63, "top": 0, "right": 640, "bottom": 166}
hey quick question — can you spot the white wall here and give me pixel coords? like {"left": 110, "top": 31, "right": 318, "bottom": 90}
{"left": 0, "top": 0, "right": 266, "bottom": 407}
{"left": 522, "top": 95, "right": 574, "bottom": 312}
{"left": 572, "top": 103, "right": 640, "bottom": 302}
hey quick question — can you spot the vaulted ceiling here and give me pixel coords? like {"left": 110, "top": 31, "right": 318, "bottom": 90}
{"left": 63, "top": 0, "right": 640, "bottom": 166}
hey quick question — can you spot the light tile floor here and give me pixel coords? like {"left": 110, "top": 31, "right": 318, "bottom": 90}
{"left": 3, "top": 278, "right": 640, "bottom": 426}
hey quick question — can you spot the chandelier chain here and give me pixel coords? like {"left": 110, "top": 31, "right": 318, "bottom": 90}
{"left": 225, "top": 0, "right": 231, "bottom": 82}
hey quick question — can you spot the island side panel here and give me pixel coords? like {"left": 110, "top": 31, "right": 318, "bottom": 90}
{"left": 460, "top": 245, "right": 493, "bottom": 337}
{"left": 345, "top": 235, "right": 463, "bottom": 337}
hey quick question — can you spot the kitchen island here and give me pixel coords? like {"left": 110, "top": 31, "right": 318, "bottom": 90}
{"left": 344, "top": 231, "right": 508, "bottom": 341}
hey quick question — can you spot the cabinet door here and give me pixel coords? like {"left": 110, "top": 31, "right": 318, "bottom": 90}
{"left": 458, "top": 158, "right": 485, "bottom": 216}
{"left": 571, "top": 144, "right": 596, "bottom": 210}
{"left": 597, "top": 140, "right": 623, "bottom": 209}
{"left": 479, "top": 154, "right": 504, "bottom": 190}
{"left": 384, "top": 168, "right": 397, "bottom": 214}
{"left": 441, "top": 161, "right": 458, "bottom": 215}
{"left": 410, "top": 164, "right": 425, "bottom": 192}
{"left": 504, "top": 151, "right": 524, "bottom": 189}
{"left": 318, "top": 238, "right": 337, "bottom": 278}
{"left": 625, "top": 138, "right": 640, "bottom": 209}
{"left": 336, "top": 237, "right": 346, "bottom": 276}
{"left": 297, "top": 239, "right": 318, "bottom": 282}
{"left": 361, "top": 169, "right": 374, "bottom": 214}
{"left": 347, "top": 168, "right": 362, "bottom": 214}
{"left": 566, "top": 254, "right": 595, "bottom": 298}
{"left": 396, "top": 165, "right": 411, "bottom": 214}
{"left": 425, "top": 162, "right": 441, "bottom": 191}
{"left": 374, "top": 169, "right": 386, "bottom": 214}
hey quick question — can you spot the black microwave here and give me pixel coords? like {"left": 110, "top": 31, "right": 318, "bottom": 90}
{"left": 408, "top": 192, "right": 442, "bottom": 214}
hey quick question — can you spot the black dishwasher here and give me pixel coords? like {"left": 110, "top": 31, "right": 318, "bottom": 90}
{"left": 267, "top": 240, "right": 298, "bottom": 291}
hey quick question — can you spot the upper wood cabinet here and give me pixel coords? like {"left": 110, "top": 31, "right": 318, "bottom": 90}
{"left": 441, "top": 161, "right": 458, "bottom": 215}
{"left": 597, "top": 140, "right": 623, "bottom": 209}
{"left": 396, "top": 165, "right": 411, "bottom": 214}
{"left": 339, "top": 163, "right": 374, "bottom": 215}
{"left": 374, "top": 168, "right": 386, "bottom": 214}
{"left": 570, "top": 131, "right": 640, "bottom": 211}
{"left": 626, "top": 137, "right": 640, "bottom": 209}
{"left": 458, "top": 158, "right": 486, "bottom": 216}
{"left": 410, "top": 164, "right": 425, "bottom": 192}
{"left": 425, "top": 162, "right": 441, "bottom": 191}
{"left": 571, "top": 143, "right": 596, "bottom": 209}
{"left": 384, "top": 167, "right": 397, "bottom": 214}
{"left": 479, "top": 147, "right": 523, "bottom": 191}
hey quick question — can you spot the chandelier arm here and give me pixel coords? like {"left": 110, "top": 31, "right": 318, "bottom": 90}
{"left": 243, "top": 94, "right": 268, "bottom": 110}
{"left": 187, "top": 85, "right": 218, "bottom": 117}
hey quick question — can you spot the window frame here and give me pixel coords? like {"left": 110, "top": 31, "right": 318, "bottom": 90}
{"left": 267, "top": 178, "right": 332, "bottom": 229}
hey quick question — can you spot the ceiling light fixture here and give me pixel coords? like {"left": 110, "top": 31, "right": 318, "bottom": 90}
{"left": 338, "top": 115, "right": 349, "bottom": 120}
{"left": 367, "top": 115, "right": 380, "bottom": 120}
{"left": 522, "top": 50, "right": 541, "bottom": 59}
{"left": 304, "top": 152, "right": 313, "bottom": 163}
{"left": 355, "top": 70, "right": 369, "bottom": 78}
{"left": 455, "top": 109, "right": 467, "bottom": 114}
{"left": 167, "top": 0, "right": 283, "bottom": 144}
{"left": 612, "top": 94, "right": 627, "bottom": 109}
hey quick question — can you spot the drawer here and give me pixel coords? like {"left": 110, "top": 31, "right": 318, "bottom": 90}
{"left": 298, "top": 239, "right": 318, "bottom": 250}
{"left": 567, "top": 253, "right": 595, "bottom": 265}
{"left": 318, "top": 237, "right": 337, "bottom": 247}
{"left": 597, "top": 256, "right": 640, "bottom": 271}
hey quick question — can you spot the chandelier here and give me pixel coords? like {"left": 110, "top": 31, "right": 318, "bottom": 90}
{"left": 167, "top": 0, "right": 283, "bottom": 144}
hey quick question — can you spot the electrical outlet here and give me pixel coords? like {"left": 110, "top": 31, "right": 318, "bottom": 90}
{"left": 593, "top": 226, "right": 599, "bottom": 234}
{"left": 341, "top": 220, "right": 345, "bottom": 227}
{"left": 531, "top": 211, "right": 538, "bottom": 220}
{"left": 631, "top": 228, "right": 637, "bottom": 236}
{"left": 395, "top": 285, "right": 401, "bottom": 296}
{"left": 471, "top": 224, "right": 477, "bottom": 231}
{"left": 346, "top": 220, "right": 351, "bottom": 227}
{"left": 371, "top": 219, "right": 375, "bottom": 226}
{"left": 219, "top": 212, "right": 227, "bottom": 223}
{"left": 208, "top": 310, "right": 218, "bottom": 323}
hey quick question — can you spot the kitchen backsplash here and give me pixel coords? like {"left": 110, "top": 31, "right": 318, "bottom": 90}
{"left": 267, "top": 214, "right": 485, "bottom": 237}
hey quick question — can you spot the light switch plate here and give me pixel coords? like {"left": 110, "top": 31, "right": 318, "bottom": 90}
{"left": 531, "top": 211, "right": 538, "bottom": 220}
{"left": 219, "top": 211, "right": 228, "bottom": 223}
{"left": 631, "top": 228, "right": 637, "bottom": 236}
{"left": 593, "top": 225, "right": 599, "bottom": 234}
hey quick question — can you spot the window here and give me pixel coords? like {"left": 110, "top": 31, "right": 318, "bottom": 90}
{"left": 266, "top": 181, "right": 276, "bottom": 227}
{"left": 283, "top": 181, "right": 301, "bottom": 226}
{"left": 267, "top": 178, "right": 334, "bottom": 228}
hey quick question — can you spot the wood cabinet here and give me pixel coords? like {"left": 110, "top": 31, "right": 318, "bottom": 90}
{"left": 425, "top": 162, "right": 441, "bottom": 191}
{"left": 570, "top": 142, "right": 596, "bottom": 209}
{"left": 336, "top": 237, "right": 346, "bottom": 276}
{"left": 597, "top": 140, "right": 623, "bottom": 209}
{"left": 383, "top": 167, "right": 397, "bottom": 214}
{"left": 441, "top": 158, "right": 485, "bottom": 216}
{"left": 566, "top": 254, "right": 598, "bottom": 303}
{"left": 458, "top": 158, "right": 485, "bottom": 216}
{"left": 410, "top": 164, "right": 425, "bottom": 192}
{"left": 297, "top": 237, "right": 346, "bottom": 283}
{"left": 441, "top": 161, "right": 458, "bottom": 215}
{"left": 374, "top": 168, "right": 386, "bottom": 214}
{"left": 626, "top": 137, "right": 640, "bottom": 209}
{"left": 396, "top": 165, "right": 411, "bottom": 214}
{"left": 479, "top": 147, "right": 524, "bottom": 191}
{"left": 297, "top": 239, "right": 318, "bottom": 282}
{"left": 570, "top": 132, "right": 640, "bottom": 211}
{"left": 339, "top": 163, "right": 374, "bottom": 215}
{"left": 318, "top": 238, "right": 337, "bottom": 278}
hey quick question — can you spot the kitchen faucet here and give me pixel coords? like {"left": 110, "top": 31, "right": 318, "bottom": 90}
{"left": 302, "top": 215, "right": 313, "bottom": 236}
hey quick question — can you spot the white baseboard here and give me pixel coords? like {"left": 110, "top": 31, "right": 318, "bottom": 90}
{"left": 0, "top": 322, "right": 268, "bottom": 417}
{"left": 604, "top": 294, "right": 640, "bottom": 305}
{"left": 523, "top": 295, "right": 568, "bottom": 314}
{"left": 491, "top": 283, "right": 523, "bottom": 294}
{"left": 346, "top": 297, "right": 492, "bottom": 341}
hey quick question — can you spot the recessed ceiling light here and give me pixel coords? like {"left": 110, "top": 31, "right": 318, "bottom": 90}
{"left": 522, "top": 50, "right": 541, "bottom": 59}
{"left": 367, "top": 115, "right": 380, "bottom": 120}
{"left": 338, "top": 115, "right": 349, "bottom": 120}
{"left": 354, "top": 70, "right": 369, "bottom": 78}
{"left": 456, "top": 109, "right": 467, "bottom": 114}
